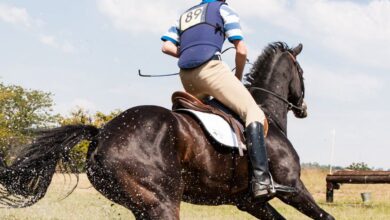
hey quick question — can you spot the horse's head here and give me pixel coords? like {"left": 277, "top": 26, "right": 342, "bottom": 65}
{"left": 246, "top": 42, "right": 308, "bottom": 120}
{"left": 286, "top": 44, "right": 307, "bottom": 118}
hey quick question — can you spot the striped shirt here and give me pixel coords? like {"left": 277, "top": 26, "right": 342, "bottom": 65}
{"left": 161, "top": 1, "right": 244, "bottom": 45}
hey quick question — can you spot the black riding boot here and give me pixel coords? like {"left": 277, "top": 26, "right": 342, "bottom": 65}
{"left": 245, "top": 121, "right": 272, "bottom": 199}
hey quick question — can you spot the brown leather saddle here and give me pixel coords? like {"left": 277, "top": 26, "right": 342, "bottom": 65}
{"left": 172, "top": 91, "right": 246, "bottom": 155}
{"left": 172, "top": 92, "right": 297, "bottom": 194}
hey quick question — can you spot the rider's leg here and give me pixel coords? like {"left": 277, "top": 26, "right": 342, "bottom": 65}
{"left": 245, "top": 121, "right": 272, "bottom": 199}
{"left": 180, "top": 61, "right": 264, "bottom": 125}
{"left": 180, "top": 60, "right": 272, "bottom": 199}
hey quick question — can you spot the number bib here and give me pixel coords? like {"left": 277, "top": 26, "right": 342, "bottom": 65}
{"left": 179, "top": 4, "right": 208, "bottom": 32}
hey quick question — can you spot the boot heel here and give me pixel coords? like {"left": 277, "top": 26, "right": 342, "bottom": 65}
{"left": 252, "top": 182, "right": 269, "bottom": 198}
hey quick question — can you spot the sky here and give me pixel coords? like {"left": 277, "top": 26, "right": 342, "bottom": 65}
{"left": 0, "top": 0, "right": 389, "bottom": 169}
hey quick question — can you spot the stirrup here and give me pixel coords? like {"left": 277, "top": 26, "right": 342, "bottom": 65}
{"left": 268, "top": 173, "right": 297, "bottom": 194}
{"left": 251, "top": 172, "right": 275, "bottom": 199}
{"left": 268, "top": 172, "right": 276, "bottom": 194}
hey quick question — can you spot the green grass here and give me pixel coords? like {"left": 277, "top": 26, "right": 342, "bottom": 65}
{"left": 1, "top": 169, "right": 389, "bottom": 219}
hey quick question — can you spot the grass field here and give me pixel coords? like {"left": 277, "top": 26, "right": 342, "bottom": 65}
{"left": 1, "top": 169, "right": 389, "bottom": 219}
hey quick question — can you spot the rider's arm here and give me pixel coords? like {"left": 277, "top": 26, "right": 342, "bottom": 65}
{"left": 220, "top": 4, "right": 246, "bottom": 80}
{"left": 161, "top": 20, "right": 180, "bottom": 58}
{"left": 233, "top": 40, "right": 247, "bottom": 81}
{"left": 162, "top": 41, "right": 179, "bottom": 58}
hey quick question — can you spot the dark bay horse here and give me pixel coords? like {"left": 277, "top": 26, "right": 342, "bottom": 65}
{"left": 0, "top": 42, "right": 334, "bottom": 220}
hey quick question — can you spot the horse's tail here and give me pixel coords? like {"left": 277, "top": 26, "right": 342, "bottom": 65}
{"left": 0, "top": 125, "right": 99, "bottom": 208}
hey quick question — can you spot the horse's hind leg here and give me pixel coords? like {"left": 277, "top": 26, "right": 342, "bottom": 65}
{"left": 86, "top": 107, "right": 185, "bottom": 219}
{"left": 89, "top": 158, "right": 183, "bottom": 220}
{"left": 120, "top": 183, "right": 182, "bottom": 220}
{"left": 278, "top": 180, "right": 334, "bottom": 220}
{"left": 237, "top": 201, "right": 286, "bottom": 220}
{"left": 88, "top": 155, "right": 183, "bottom": 220}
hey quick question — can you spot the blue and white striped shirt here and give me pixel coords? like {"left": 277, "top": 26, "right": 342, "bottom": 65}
{"left": 161, "top": 1, "right": 244, "bottom": 45}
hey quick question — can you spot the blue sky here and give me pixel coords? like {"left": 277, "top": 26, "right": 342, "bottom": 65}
{"left": 0, "top": 0, "right": 389, "bottom": 169}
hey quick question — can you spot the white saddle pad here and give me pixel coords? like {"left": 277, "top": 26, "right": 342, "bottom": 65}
{"left": 176, "top": 109, "right": 246, "bottom": 150}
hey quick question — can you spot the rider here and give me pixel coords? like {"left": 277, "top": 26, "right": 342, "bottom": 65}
{"left": 161, "top": 0, "right": 272, "bottom": 199}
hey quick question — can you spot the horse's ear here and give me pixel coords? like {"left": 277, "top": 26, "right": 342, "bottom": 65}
{"left": 292, "top": 43, "right": 303, "bottom": 56}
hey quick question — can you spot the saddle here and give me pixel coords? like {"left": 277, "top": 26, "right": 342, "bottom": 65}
{"left": 172, "top": 92, "right": 297, "bottom": 194}
{"left": 172, "top": 91, "right": 246, "bottom": 155}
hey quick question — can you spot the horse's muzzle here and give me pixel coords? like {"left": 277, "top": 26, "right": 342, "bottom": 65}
{"left": 293, "top": 101, "right": 308, "bottom": 118}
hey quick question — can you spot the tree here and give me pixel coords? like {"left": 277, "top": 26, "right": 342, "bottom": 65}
{"left": 58, "top": 108, "right": 121, "bottom": 171}
{"left": 346, "top": 162, "right": 371, "bottom": 171}
{"left": 0, "top": 82, "right": 58, "bottom": 159}
{"left": 0, "top": 81, "right": 121, "bottom": 171}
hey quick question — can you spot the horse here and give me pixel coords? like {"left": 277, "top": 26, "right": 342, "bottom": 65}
{"left": 0, "top": 42, "right": 334, "bottom": 220}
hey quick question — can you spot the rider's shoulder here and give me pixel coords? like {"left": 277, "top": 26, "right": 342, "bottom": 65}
{"left": 219, "top": 4, "right": 240, "bottom": 17}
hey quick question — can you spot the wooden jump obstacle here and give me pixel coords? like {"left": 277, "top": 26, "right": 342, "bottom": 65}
{"left": 326, "top": 170, "right": 390, "bottom": 202}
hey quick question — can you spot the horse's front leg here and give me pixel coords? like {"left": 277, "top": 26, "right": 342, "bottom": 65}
{"left": 277, "top": 179, "right": 334, "bottom": 220}
{"left": 236, "top": 200, "right": 286, "bottom": 220}
{"left": 266, "top": 133, "right": 335, "bottom": 220}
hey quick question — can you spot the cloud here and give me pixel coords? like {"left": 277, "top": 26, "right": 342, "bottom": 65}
{"left": 0, "top": 3, "right": 41, "bottom": 28}
{"left": 0, "top": 3, "right": 76, "bottom": 54}
{"left": 96, "top": 0, "right": 389, "bottom": 105}
{"left": 39, "top": 34, "right": 76, "bottom": 53}
{"left": 229, "top": 0, "right": 390, "bottom": 69}
{"left": 97, "top": 0, "right": 390, "bottom": 68}
{"left": 97, "top": 0, "right": 190, "bottom": 34}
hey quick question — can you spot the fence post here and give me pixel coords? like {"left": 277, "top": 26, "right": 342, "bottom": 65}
{"left": 326, "top": 181, "right": 334, "bottom": 203}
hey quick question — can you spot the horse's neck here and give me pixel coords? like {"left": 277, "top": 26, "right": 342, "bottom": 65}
{"left": 262, "top": 98, "right": 288, "bottom": 134}
{"left": 252, "top": 78, "right": 290, "bottom": 134}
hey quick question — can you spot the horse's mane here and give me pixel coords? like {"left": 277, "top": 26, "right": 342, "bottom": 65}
{"left": 245, "top": 42, "right": 292, "bottom": 87}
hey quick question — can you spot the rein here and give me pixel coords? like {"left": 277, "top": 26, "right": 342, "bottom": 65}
{"left": 249, "top": 51, "right": 305, "bottom": 112}
{"left": 139, "top": 47, "right": 251, "bottom": 77}
{"left": 249, "top": 87, "right": 302, "bottom": 111}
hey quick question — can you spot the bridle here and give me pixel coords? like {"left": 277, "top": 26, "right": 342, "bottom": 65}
{"left": 249, "top": 51, "right": 305, "bottom": 112}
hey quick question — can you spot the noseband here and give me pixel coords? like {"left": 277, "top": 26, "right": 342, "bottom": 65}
{"left": 249, "top": 51, "right": 305, "bottom": 112}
